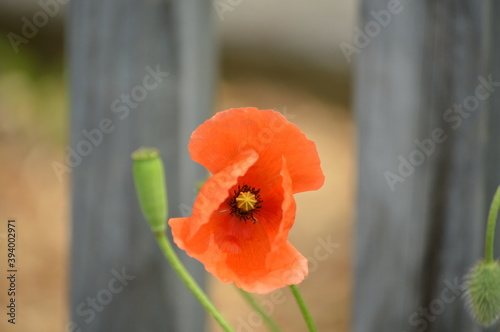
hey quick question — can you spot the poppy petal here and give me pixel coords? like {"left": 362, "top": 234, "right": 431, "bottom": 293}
{"left": 172, "top": 210, "right": 307, "bottom": 294}
{"left": 246, "top": 156, "right": 296, "bottom": 247}
{"left": 189, "top": 107, "right": 324, "bottom": 193}
{"left": 232, "top": 241, "right": 308, "bottom": 294}
{"left": 169, "top": 149, "right": 259, "bottom": 240}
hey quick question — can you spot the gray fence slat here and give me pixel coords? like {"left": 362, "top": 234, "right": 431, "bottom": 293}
{"left": 68, "top": 1, "right": 215, "bottom": 331}
{"left": 354, "top": 1, "right": 493, "bottom": 331}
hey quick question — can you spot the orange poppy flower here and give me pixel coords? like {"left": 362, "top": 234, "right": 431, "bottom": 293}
{"left": 168, "top": 107, "right": 324, "bottom": 294}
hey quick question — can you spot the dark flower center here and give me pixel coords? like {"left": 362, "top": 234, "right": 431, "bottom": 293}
{"left": 228, "top": 184, "right": 262, "bottom": 223}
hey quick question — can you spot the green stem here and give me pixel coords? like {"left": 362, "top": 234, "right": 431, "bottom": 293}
{"left": 485, "top": 186, "right": 500, "bottom": 263}
{"left": 154, "top": 231, "right": 235, "bottom": 332}
{"left": 235, "top": 286, "right": 282, "bottom": 332}
{"left": 289, "top": 285, "right": 318, "bottom": 332}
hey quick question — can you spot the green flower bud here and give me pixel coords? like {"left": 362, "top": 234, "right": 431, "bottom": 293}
{"left": 465, "top": 260, "right": 500, "bottom": 326}
{"left": 132, "top": 147, "right": 168, "bottom": 233}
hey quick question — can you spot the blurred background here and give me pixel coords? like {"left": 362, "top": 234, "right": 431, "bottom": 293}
{"left": 0, "top": 1, "right": 355, "bottom": 331}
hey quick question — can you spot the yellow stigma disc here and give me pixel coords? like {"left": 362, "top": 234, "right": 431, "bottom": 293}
{"left": 235, "top": 191, "right": 257, "bottom": 212}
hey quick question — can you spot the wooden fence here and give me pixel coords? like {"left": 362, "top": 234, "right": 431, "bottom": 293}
{"left": 354, "top": 1, "right": 499, "bottom": 331}
{"left": 68, "top": 1, "right": 215, "bottom": 330}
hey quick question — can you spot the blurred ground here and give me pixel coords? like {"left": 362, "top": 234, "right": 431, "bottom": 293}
{"left": 0, "top": 55, "right": 354, "bottom": 331}
{"left": 0, "top": 57, "right": 69, "bottom": 332}
{"left": 0, "top": 140, "right": 68, "bottom": 332}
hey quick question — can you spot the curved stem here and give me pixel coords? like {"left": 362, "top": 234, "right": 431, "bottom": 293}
{"left": 154, "top": 231, "right": 235, "bottom": 332}
{"left": 485, "top": 186, "right": 500, "bottom": 263}
{"left": 289, "top": 285, "right": 318, "bottom": 332}
{"left": 235, "top": 286, "right": 282, "bottom": 332}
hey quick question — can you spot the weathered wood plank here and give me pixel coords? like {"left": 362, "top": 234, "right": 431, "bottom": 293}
{"left": 68, "top": 1, "right": 215, "bottom": 331}
{"left": 354, "top": 1, "right": 492, "bottom": 331}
